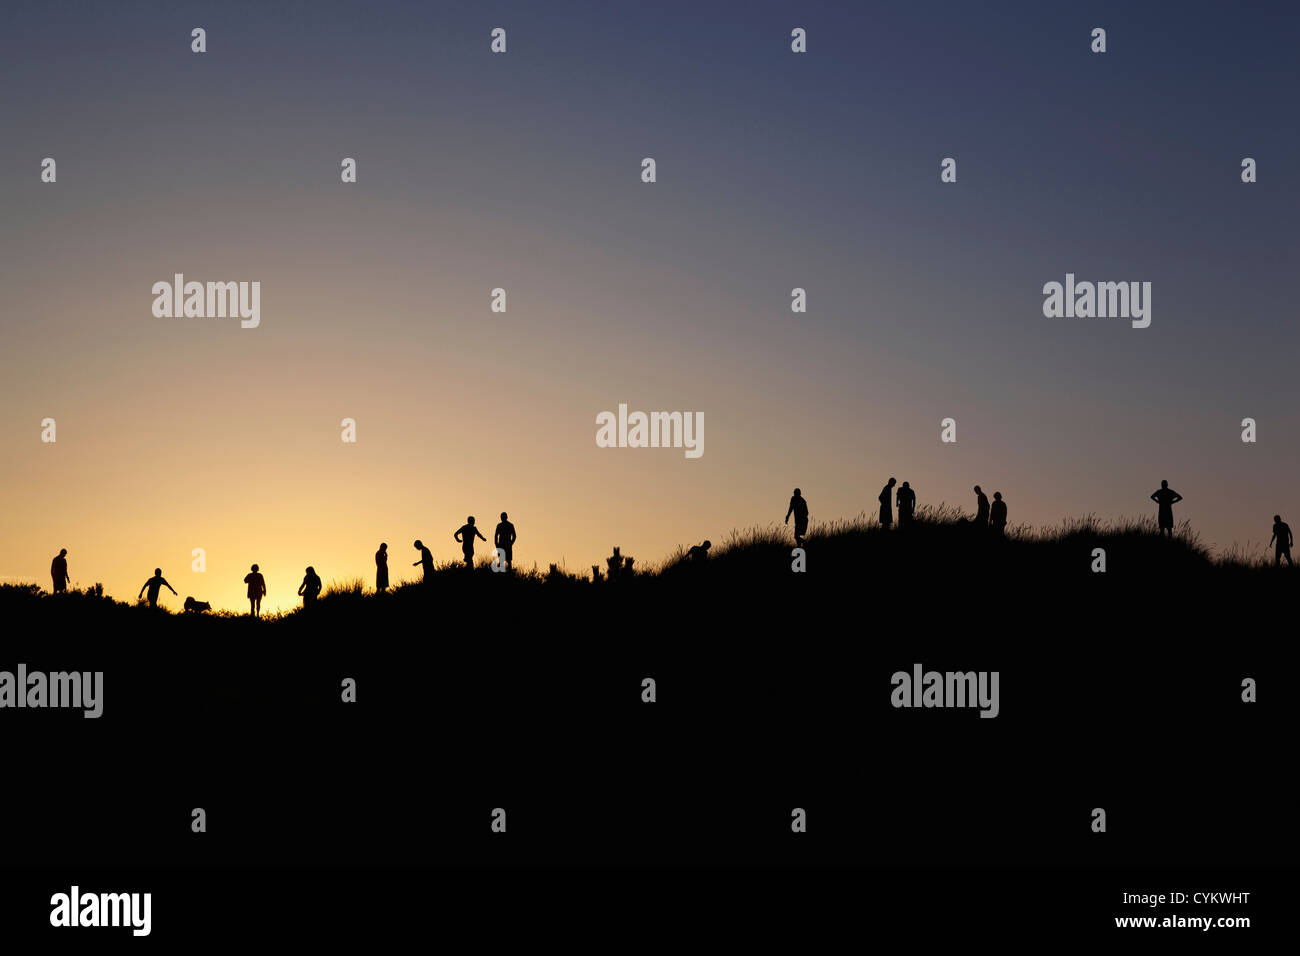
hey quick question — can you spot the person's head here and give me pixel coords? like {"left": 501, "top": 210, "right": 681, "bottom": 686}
{"left": 59, "top": 548, "right": 67, "bottom": 557}
{"left": 251, "top": 563, "right": 259, "bottom": 572}
{"left": 500, "top": 512, "right": 508, "bottom": 521}
{"left": 379, "top": 542, "right": 387, "bottom": 552}
{"left": 1161, "top": 480, "right": 1168, "bottom": 489}
{"left": 974, "top": 485, "right": 982, "bottom": 495}
{"left": 413, "top": 540, "right": 423, "bottom": 550}
{"left": 702, "top": 540, "right": 711, "bottom": 549}
{"left": 888, "top": 477, "right": 896, "bottom": 486}
{"left": 1275, "top": 515, "right": 1282, "bottom": 523}
{"left": 902, "top": 481, "right": 909, "bottom": 489}
{"left": 306, "top": 566, "right": 315, "bottom": 575}
{"left": 993, "top": 492, "right": 1002, "bottom": 501}
{"left": 154, "top": 568, "right": 162, "bottom": 576}
{"left": 793, "top": 488, "right": 801, "bottom": 496}
{"left": 467, "top": 516, "right": 475, "bottom": 525}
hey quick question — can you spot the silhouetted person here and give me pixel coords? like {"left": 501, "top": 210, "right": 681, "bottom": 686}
{"left": 785, "top": 488, "right": 809, "bottom": 547}
{"left": 1150, "top": 480, "right": 1182, "bottom": 537}
{"left": 412, "top": 540, "right": 433, "bottom": 581}
{"left": 375, "top": 543, "right": 389, "bottom": 591}
{"left": 138, "top": 568, "right": 177, "bottom": 608}
{"left": 298, "top": 566, "right": 323, "bottom": 606}
{"left": 687, "top": 540, "right": 711, "bottom": 562}
{"left": 896, "top": 481, "right": 916, "bottom": 526}
{"left": 990, "top": 492, "right": 1008, "bottom": 536}
{"left": 455, "top": 516, "right": 487, "bottom": 567}
{"left": 973, "top": 486, "right": 990, "bottom": 528}
{"left": 879, "top": 477, "right": 897, "bottom": 529}
{"left": 244, "top": 564, "right": 267, "bottom": 617}
{"left": 1271, "top": 515, "right": 1293, "bottom": 566}
{"left": 51, "top": 548, "right": 69, "bottom": 593}
{"left": 494, "top": 512, "right": 517, "bottom": 569}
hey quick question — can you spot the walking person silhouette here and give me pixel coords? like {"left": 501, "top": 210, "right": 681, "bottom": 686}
{"left": 298, "top": 566, "right": 322, "bottom": 607}
{"left": 50, "top": 548, "right": 69, "bottom": 593}
{"left": 972, "top": 486, "right": 990, "bottom": 529}
{"left": 375, "top": 543, "right": 389, "bottom": 592}
{"left": 785, "top": 488, "right": 809, "bottom": 547}
{"left": 1270, "top": 515, "right": 1293, "bottom": 566}
{"left": 879, "top": 477, "right": 897, "bottom": 529}
{"left": 1150, "top": 480, "right": 1183, "bottom": 537}
{"left": 138, "top": 568, "right": 177, "bottom": 608}
{"left": 412, "top": 540, "right": 433, "bottom": 581}
{"left": 990, "top": 492, "right": 1008, "bottom": 536}
{"left": 494, "top": 512, "right": 516, "bottom": 569}
{"left": 244, "top": 564, "right": 267, "bottom": 617}
{"left": 454, "top": 517, "right": 487, "bottom": 567}
{"left": 896, "top": 481, "right": 916, "bottom": 527}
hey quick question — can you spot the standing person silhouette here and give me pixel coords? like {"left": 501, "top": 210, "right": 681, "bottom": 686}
{"left": 454, "top": 517, "right": 487, "bottom": 567}
{"left": 785, "top": 488, "right": 809, "bottom": 547}
{"left": 298, "top": 566, "right": 322, "bottom": 607}
{"left": 1150, "top": 480, "right": 1182, "bottom": 537}
{"left": 989, "top": 492, "right": 1008, "bottom": 536}
{"left": 412, "top": 540, "right": 433, "bottom": 581}
{"left": 973, "top": 486, "right": 990, "bottom": 529}
{"left": 138, "top": 568, "right": 177, "bottom": 608}
{"left": 878, "top": 477, "right": 897, "bottom": 529}
{"left": 50, "top": 548, "right": 69, "bottom": 593}
{"left": 896, "top": 481, "right": 916, "bottom": 527}
{"left": 375, "top": 543, "right": 389, "bottom": 592}
{"left": 1270, "top": 515, "right": 1293, "bottom": 566}
{"left": 494, "top": 512, "right": 517, "bottom": 569}
{"left": 244, "top": 564, "right": 267, "bottom": 617}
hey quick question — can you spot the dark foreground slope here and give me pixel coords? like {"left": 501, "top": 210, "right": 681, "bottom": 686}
{"left": 2, "top": 517, "right": 1294, "bottom": 874}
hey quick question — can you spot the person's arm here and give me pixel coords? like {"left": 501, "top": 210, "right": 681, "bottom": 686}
{"left": 476, "top": 528, "right": 487, "bottom": 542}
{"left": 1150, "top": 492, "right": 1159, "bottom": 502}
{"left": 298, "top": 581, "right": 305, "bottom": 596}
{"left": 164, "top": 579, "right": 177, "bottom": 594}
{"left": 784, "top": 501, "right": 793, "bottom": 522}
{"left": 1173, "top": 493, "right": 1183, "bottom": 504}
{"left": 138, "top": 583, "right": 146, "bottom": 598}
{"left": 454, "top": 530, "right": 462, "bottom": 543}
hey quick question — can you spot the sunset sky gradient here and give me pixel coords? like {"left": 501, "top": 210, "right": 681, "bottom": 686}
{"left": 2, "top": 1, "right": 1297, "bottom": 611}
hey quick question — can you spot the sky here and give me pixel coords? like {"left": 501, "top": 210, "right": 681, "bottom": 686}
{"left": 1, "top": 1, "right": 1297, "bottom": 612}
